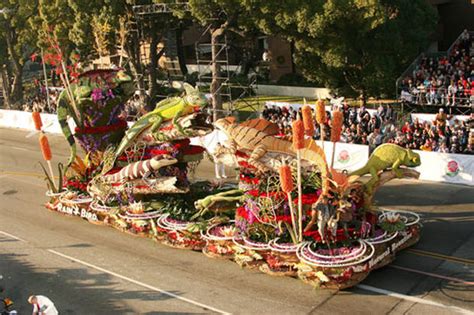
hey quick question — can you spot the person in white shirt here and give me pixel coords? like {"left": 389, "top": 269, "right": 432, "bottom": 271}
{"left": 28, "top": 295, "right": 58, "bottom": 315}
{"left": 213, "top": 142, "right": 227, "bottom": 179}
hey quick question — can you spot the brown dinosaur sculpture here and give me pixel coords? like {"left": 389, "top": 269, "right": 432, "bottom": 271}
{"left": 214, "top": 118, "right": 330, "bottom": 196}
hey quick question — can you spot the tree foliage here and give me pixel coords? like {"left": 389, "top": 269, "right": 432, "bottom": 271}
{"left": 242, "top": 0, "right": 437, "bottom": 100}
{"left": 0, "top": 0, "right": 38, "bottom": 106}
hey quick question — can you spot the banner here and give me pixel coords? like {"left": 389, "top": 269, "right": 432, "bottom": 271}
{"left": 414, "top": 150, "right": 474, "bottom": 185}
{"left": 320, "top": 141, "right": 369, "bottom": 173}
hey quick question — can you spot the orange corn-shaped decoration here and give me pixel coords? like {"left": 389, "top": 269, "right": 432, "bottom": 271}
{"left": 330, "top": 110, "right": 344, "bottom": 142}
{"left": 301, "top": 105, "right": 315, "bottom": 136}
{"left": 39, "top": 133, "right": 52, "bottom": 161}
{"left": 292, "top": 119, "right": 305, "bottom": 150}
{"left": 279, "top": 164, "right": 294, "bottom": 193}
{"left": 315, "top": 100, "right": 326, "bottom": 125}
{"left": 32, "top": 111, "right": 42, "bottom": 131}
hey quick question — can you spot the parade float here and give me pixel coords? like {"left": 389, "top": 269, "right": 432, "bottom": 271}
{"left": 35, "top": 69, "right": 423, "bottom": 290}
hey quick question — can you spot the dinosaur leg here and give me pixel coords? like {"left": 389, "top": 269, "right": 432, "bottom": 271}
{"left": 150, "top": 116, "right": 173, "bottom": 142}
{"left": 248, "top": 145, "right": 269, "bottom": 173}
{"left": 391, "top": 158, "right": 403, "bottom": 178}
{"left": 365, "top": 167, "right": 379, "bottom": 194}
{"left": 172, "top": 110, "right": 192, "bottom": 136}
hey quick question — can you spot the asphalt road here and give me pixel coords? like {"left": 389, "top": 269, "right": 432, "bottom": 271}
{"left": 0, "top": 127, "right": 473, "bottom": 315}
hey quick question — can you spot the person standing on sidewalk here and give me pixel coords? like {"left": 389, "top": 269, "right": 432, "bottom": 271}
{"left": 28, "top": 295, "right": 58, "bottom": 315}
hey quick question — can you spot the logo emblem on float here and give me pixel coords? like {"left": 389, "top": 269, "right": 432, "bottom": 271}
{"left": 445, "top": 160, "right": 460, "bottom": 177}
{"left": 337, "top": 150, "right": 350, "bottom": 164}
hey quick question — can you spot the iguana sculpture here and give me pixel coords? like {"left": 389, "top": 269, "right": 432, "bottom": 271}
{"left": 115, "top": 83, "right": 208, "bottom": 158}
{"left": 57, "top": 69, "right": 134, "bottom": 167}
{"left": 349, "top": 143, "right": 421, "bottom": 192}
{"left": 214, "top": 118, "right": 330, "bottom": 195}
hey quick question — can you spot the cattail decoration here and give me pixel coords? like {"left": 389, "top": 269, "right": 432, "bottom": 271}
{"left": 279, "top": 163, "right": 298, "bottom": 243}
{"left": 292, "top": 119, "right": 305, "bottom": 150}
{"left": 39, "top": 133, "right": 52, "bottom": 161}
{"left": 301, "top": 105, "right": 315, "bottom": 136}
{"left": 279, "top": 164, "right": 294, "bottom": 193}
{"left": 32, "top": 111, "right": 43, "bottom": 131}
{"left": 330, "top": 110, "right": 344, "bottom": 142}
{"left": 315, "top": 99, "right": 326, "bottom": 125}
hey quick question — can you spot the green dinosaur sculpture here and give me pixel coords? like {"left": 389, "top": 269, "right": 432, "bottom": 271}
{"left": 349, "top": 143, "right": 421, "bottom": 192}
{"left": 57, "top": 69, "right": 134, "bottom": 168}
{"left": 115, "top": 83, "right": 208, "bottom": 158}
{"left": 191, "top": 189, "right": 244, "bottom": 220}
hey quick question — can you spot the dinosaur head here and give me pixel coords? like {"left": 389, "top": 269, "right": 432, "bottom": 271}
{"left": 150, "top": 155, "right": 178, "bottom": 169}
{"left": 406, "top": 149, "right": 421, "bottom": 167}
{"left": 183, "top": 83, "right": 208, "bottom": 109}
{"left": 115, "top": 70, "right": 135, "bottom": 99}
{"left": 214, "top": 117, "right": 236, "bottom": 134}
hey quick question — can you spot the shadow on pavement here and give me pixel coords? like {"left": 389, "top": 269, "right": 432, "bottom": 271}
{"left": 0, "top": 251, "right": 189, "bottom": 314}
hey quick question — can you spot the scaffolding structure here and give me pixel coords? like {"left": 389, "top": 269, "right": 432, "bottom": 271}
{"left": 131, "top": 3, "right": 258, "bottom": 116}
{"left": 194, "top": 24, "right": 258, "bottom": 116}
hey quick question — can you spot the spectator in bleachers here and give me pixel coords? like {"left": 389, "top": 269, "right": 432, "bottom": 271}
{"left": 400, "top": 30, "right": 473, "bottom": 108}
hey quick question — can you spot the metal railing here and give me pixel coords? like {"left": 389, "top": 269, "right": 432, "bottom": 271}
{"left": 399, "top": 86, "right": 472, "bottom": 107}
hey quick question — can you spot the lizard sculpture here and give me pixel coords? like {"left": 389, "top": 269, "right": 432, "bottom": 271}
{"left": 57, "top": 69, "right": 134, "bottom": 168}
{"left": 214, "top": 118, "right": 330, "bottom": 195}
{"left": 115, "top": 83, "right": 208, "bottom": 158}
{"left": 349, "top": 143, "right": 421, "bottom": 192}
{"left": 102, "top": 155, "right": 177, "bottom": 183}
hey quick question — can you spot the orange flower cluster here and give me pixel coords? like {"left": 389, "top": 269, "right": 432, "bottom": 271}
{"left": 292, "top": 120, "right": 305, "bottom": 150}
{"left": 39, "top": 134, "right": 52, "bottom": 161}
{"left": 301, "top": 105, "right": 314, "bottom": 136}
{"left": 279, "top": 165, "right": 294, "bottom": 193}
{"left": 315, "top": 100, "right": 326, "bottom": 125}
{"left": 32, "top": 112, "right": 42, "bottom": 131}
{"left": 330, "top": 110, "right": 344, "bottom": 142}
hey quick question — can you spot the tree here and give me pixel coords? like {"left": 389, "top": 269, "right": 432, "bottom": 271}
{"left": 243, "top": 0, "right": 437, "bottom": 102}
{"left": 0, "top": 0, "right": 38, "bottom": 108}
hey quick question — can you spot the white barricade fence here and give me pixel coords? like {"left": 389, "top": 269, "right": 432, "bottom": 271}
{"left": 0, "top": 109, "right": 133, "bottom": 134}
{"left": 1, "top": 109, "right": 473, "bottom": 185}
{"left": 0, "top": 109, "right": 65, "bottom": 133}
{"left": 414, "top": 150, "right": 474, "bottom": 186}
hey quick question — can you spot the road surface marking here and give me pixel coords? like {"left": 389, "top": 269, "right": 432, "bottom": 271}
{"left": 356, "top": 284, "right": 474, "bottom": 315}
{"left": 390, "top": 265, "right": 474, "bottom": 285}
{"left": 0, "top": 230, "right": 27, "bottom": 242}
{"left": 47, "top": 249, "right": 230, "bottom": 315}
{"left": 406, "top": 248, "right": 474, "bottom": 265}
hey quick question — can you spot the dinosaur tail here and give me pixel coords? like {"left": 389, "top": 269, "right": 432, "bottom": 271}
{"left": 348, "top": 165, "right": 369, "bottom": 177}
{"left": 104, "top": 158, "right": 154, "bottom": 183}
{"left": 57, "top": 91, "right": 76, "bottom": 169}
{"left": 115, "top": 114, "right": 151, "bottom": 158}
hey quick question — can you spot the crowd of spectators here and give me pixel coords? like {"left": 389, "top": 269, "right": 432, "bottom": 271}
{"left": 22, "top": 88, "right": 61, "bottom": 113}
{"left": 399, "top": 29, "right": 473, "bottom": 107}
{"left": 262, "top": 104, "right": 473, "bottom": 155}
